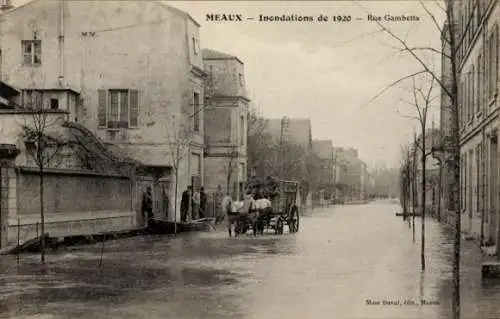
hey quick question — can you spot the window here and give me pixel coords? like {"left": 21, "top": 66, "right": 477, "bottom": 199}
{"left": 193, "top": 91, "right": 200, "bottom": 132}
{"left": 238, "top": 73, "right": 244, "bottom": 87}
{"left": 192, "top": 37, "right": 200, "bottom": 55}
{"left": 21, "top": 40, "right": 41, "bottom": 65}
{"left": 23, "top": 90, "right": 43, "bottom": 108}
{"left": 467, "top": 69, "right": 474, "bottom": 121}
{"left": 240, "top": 115, "right": 245, "bottom": 146}
{"left": 50, "top": 98, "right": 59, "bottom": 110}
{"left": 476, "top": 145, "right": 480, "bottom": 211}
{"left": 488, "top": 27, "right": 498, "bottom": 100}
{"left": 471, "top": 65, "right": 475, "bottom": 114}
{"left": 239, "top": 163, "right": 245, "bottom": 181}
{"left": 191, "top": 153, "right": 201, "bottom": 177}
{"left": 97, "top": 89, "right": 139, "bottom": 129}
{"left": 478, "top": 52, "right": 482, "bottom": 111}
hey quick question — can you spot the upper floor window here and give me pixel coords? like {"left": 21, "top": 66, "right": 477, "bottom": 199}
{"left": 22, "top": 40, "right": 41, "bottom": 65}
{"left": 98, "top": 89, "right": 139, "bottom": 129}
{"left": 192, "top": 37, "right": 200, "bottom": 55}
{"left": 23, "top": 90, "right": 43, "bottom": 108}
{"left": 238, "top": 73, "right": 244, "bottom": 87}
{"left": 193, "top": 91, "right": 201, "bottom": 132}
{"left": 240, "top": 115, "right": 245, "bottom": 146}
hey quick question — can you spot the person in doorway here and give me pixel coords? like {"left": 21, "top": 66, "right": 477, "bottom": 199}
{"left": 162, "top": 186, "right": 170, "bottom": 220}
{"left": 199, "top": 187, "right": 207, "bottom": 219}
{"left": 214, "top": 185, "right": 224, "bottom": 223}
{"left": 192, "top": 188, "right": 201, "bottom": 220}
{"left": 180, "top": 186, "right": 192, "bottom": 222}
{"left": 142, "top": 186, "right": 153, "bottom": 226}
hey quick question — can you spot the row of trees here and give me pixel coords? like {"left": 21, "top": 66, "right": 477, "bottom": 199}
{"left": 368, "top": 1, "right": 460, "bottom": 318}
{"left": 246, "top": 109, "right": 323, "bottom": 201}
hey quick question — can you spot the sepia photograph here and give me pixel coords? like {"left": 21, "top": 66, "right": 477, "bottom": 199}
{"left": 0, "top": 0, "right": 499, "bottom": 318}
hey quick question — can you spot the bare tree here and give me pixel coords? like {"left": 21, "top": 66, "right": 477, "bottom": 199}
{"left": 358, "top": 1, "right": 461, "bottom": 316}
{"left": 247, "top": 108, "right": 274, "bottom": 177}
{"left": 165, "top": 113, "right": 197, "bottom": 231}
{"left": 20, "top": 91, "right": 69, "bottom": 264}
{"left": 400, "top": 75, "right": 438, "bottom": 271}
{"left": 398, "top": 144, "right": 412, "bottom": 220}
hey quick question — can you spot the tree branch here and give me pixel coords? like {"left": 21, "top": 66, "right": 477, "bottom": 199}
{"left": 359, "top": 70, "right": 427, "bottom": 108}
{"left": 354, "top": 1, "right": 454, "bottom": 100}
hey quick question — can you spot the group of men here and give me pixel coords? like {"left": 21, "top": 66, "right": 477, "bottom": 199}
{"left": 180, "top": 185, "right": 208, "bottom": 222}
{"left": 141, "top": 182, "right": 274, "bottom": 236}
{"left": 224, "top": 186, "right": 274, "bottom": 237}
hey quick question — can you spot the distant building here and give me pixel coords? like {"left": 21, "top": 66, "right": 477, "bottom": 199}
{"left": 264, "top": 117, "right": 313, "bottom": 205}
{"left": 202, "top": 49, "right": 249, "bottom": 200}
{"left": 312, "top": 139, "right": 334, "bottom": 205}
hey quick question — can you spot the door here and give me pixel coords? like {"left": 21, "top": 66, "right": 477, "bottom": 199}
{"left": 489, "top": 138, "right": 497, "bottom": 242}
{"left": 136, "top": 178, "right": 153, "bottom": 227}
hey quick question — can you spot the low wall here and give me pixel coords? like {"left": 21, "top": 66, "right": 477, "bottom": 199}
{"left": 17, "top": 168, "right": 133, "bottom": 215}
{"left": 7, "top": 168, "right": 137, "bottom": 244}
{"left": 8, "top": 211, "right": 135, "bottom": 244}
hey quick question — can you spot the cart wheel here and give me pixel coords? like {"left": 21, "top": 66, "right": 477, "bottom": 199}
{"left": 289, "top": 206, "right": 300, "bottom": 233}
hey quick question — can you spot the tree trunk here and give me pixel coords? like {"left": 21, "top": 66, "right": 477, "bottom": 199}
{"left": 446, "top": 1, "right": 460, "bottom": 317}
{"left": 438, "top": 164, "right": 443, "bottom": 223}
{"left": 174, "top": 168, "right": 179, "bottom": 234}
{"left": 412, "top": 169, "right": 416, "bottom": 243}
{"left": 39, "top": 167, "right": 45, "bottom": 264}
{"left": 421, "top": 138, "right": 426, "bottom": 271}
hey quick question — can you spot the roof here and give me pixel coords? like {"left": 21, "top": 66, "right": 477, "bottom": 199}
{"left": 26, "top": 87, "right": 80, "bottom": 95}
{"left": 202, "top": 49, "right": 244, "bottom": 65}
{"left": 0, "top": 0, "right": 200, "bottom": 27}
{"left": 264, "top": 118, "right": 312, "bottom": 149}
{"left": 0, "top": 81, "right": 20, "bottom": 98}
{"left": 312, "top": 140, "right": 333, "bottom": 159}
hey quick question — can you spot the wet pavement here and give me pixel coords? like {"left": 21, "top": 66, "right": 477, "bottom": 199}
{"left": 1, "top": 200, "right": 500, "bottom": 319}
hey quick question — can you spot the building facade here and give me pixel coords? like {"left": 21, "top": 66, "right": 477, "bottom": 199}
{"left": 202, "top": 49, "right": 249, "bottom": 200}
{"left": 312, "top": 139, "right": 334, "bottom": 205}
{"left": 264, "top": 117, "right": 313, "bottom": 206}
{"left": 450, "top": 0, "right": 499, "bottom": 244}
{"left": 0, "top": 0, "right": 205, "bottom": 224}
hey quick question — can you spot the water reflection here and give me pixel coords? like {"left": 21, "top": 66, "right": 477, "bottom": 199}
{"left": 1, "top": 203, "right": 500, "bottom": 319}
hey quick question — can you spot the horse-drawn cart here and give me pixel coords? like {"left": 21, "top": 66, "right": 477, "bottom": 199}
{"left": 229, "top": 176, "right": 300, "bottom": 236}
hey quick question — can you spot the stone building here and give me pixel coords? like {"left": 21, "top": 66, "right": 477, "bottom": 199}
{"left": 0, "top": 0, "right": 205, "bottom": 240}
{"left": 311, "top": 139, "right": 334, "bottom": 205}
{"left": 264, "top": 117, "right": 313, "bottom": 206}
{"left": 202, "top": 49, "right": 249, "bottom": 200}
{"left": 441, "top": 0, "right": 499, "bottom": 245}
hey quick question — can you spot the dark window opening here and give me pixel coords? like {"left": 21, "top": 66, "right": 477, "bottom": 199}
{"left": 50, "top": 98, "right": 59, "bottom": 109}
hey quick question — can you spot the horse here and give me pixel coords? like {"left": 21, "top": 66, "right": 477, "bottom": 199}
{"left": 225, "top": 195, "right": 257, "bottom": 237}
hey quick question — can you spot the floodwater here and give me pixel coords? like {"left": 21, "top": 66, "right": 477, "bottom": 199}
{"left": 1, "top": 200, "right": 500, "bottom": 319}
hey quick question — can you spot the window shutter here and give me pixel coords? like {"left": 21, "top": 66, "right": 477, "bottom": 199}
{"left": 129, "top": 89, "right": 139, "bottom": 128}
{"left": 98, "top": 89, "right": 107, "bottom": 127}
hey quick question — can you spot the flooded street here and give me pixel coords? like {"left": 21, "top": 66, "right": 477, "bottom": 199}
{"left": 1, "top": 200, "right": 500, "bottom": 319}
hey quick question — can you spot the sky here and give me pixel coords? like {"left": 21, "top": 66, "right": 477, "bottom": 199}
{"left": 167, "top": 0, "right": 445, "bottom": 170}
{"left": 13, "top": 0, "right": 446, "bottom": 170}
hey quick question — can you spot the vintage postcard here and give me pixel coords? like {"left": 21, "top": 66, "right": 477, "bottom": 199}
{"left": 0, "top": 0, "right": 497, "bottom": 318}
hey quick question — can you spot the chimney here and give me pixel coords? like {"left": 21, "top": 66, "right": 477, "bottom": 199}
{"left": 0, "top": 0, "right": 13, "bottom": 12}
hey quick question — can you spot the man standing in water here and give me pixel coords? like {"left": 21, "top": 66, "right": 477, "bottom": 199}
{"left": 180, "top": 186, "right": 192, "bottom": 222}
